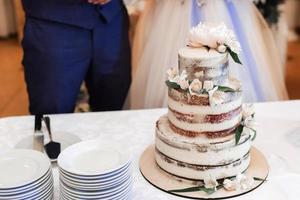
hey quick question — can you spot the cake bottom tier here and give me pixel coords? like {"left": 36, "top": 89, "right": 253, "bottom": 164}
{"left": 154, "top": 115, "right": 252, "bottom": 180}
{"left": 155, "top": 148, "right": 250, "bottom": 180}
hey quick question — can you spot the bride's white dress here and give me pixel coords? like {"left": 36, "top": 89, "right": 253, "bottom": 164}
{"left": 126, "top": 0, "right": 288, "bottom": 109}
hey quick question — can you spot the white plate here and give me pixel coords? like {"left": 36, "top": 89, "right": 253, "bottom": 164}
{"left": 59, "top": 160, "right": 131, "bottom": 179}
{"left": 0, "top": 181, "right": 53, "bottom": 200}
{"left": 0, "top": 174, "right": 53, "bottom": 199}
{"left": 0, "top": 170, "right": 52, "bottom": 195}
{"left": 15, "top": 132, "right": 81, "bottom": 162}
{"left": 0, "top": 169, "right": 51, "bottom": 194}
{"left": 58, "top": 140, "right": 131, "bottom": 176}
{"left": 60, "top": 177, "right": 132, "bottom": 196}
{"left": 60, "top": 178, "right": 132, "bottom": 199}
{"left": 61, "top": 181, "right": 132, "bottom": 200}
{"left": 27, "top": 183, "right": 53, "bottom": 200}
{"left": 60, "top": 173, "right": 131, "bottom": 190}
{"left": 0, "top": 149, "right": 51, "bottom": 189}
{"left": 59, "top": 167, "right": 130, "bottom": 185}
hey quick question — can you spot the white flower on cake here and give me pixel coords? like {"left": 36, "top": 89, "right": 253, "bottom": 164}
{"left": 188, "top": 22, "right": 242, "bottom": 64}
{"left": 217, "top": 44, "right": 227, "bottom": 53}
{"left": 203, "top": 81, "right": 214, "bottom": 91}
{"left": 223, "top": 174, "right": 255, "bottom": 191}
{"left": 236, "top": 173, "right": 254, "bottom": 191}
{"left": 194, "top": 71, "right": 204, "bottom": 78}
{"left": 189, "top": 79, "right": 202, "bottom": 96}
{"left": 167, "top": 68, "right": 179, "bottom": 83}
{"left": 242, "top": 104, "right": 255, "bottom": 120}
{"left": 223, "top": 77, "right": 242, "bottom": 91}
{"left": 208, "top": 87, "right": 226, "bottom": 106}
{"left": 179, "top": 79, "right": 189, "bottom": 90}
{"left": 243, "top": 117, "right": 256, "bottom": 130}
{"left": 223, "top": 179, "right": 237, "bottom": 191}
{"left": 204, "top": 175, "right": 218, "bottom": 190}
{"left": 179, "top": 70, "right": 188, "bottom": 81}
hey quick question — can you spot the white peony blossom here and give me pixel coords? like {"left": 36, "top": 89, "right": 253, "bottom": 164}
{"left": 167, "top": 68, "right": 179, "bottom": 83}
{"left": 217, "top": 44, "right": 227, "bottom": 53}
{"left": 222, "top": 77, "right": 241, "bottom": 91}
{"left": 188, "top": 22, "right": 241, "bottom": 54}
{"left": 223, "top": 179, "right": 237, "bottom": 191}
{"left": 236, "top": 174, "right": 254, "bottom": 191}
{"left": 179, "top": 70, "right": 188, "bottom": 81}
{"left": 189, "top": 79, "right": 202, "bottom": 96}
{"left": 208, "top": 87, "right": 226, "bottom": 107}
{"left": 194, "top": 71, "right": 204, "bottom": 78}
{"left": 179, "top": 79, "right": 189, "bottom": 90}
{"left": 203, "top": 81, "right": 214, "bottom": 91}
{"left": 204, "top": 175, "right": 218, "bottom": 190}
{"left": 243, "top": 117, "right": 256, "bottom": 129}
{"left": 223, "top": 174, "right": 255, "bottom": 191}
{"left": 242, "top": 104, "right": 255, "bottom": 120}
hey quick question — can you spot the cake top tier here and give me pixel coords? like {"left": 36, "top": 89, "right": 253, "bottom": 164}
{"left": 185, "top": 22, "right": 242, "bottom": 65}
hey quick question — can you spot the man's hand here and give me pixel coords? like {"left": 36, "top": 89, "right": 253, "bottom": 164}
{"left": 87, "top": 0, "right": 111, "bottom": 5}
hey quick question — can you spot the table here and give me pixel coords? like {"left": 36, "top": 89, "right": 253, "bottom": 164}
{"left": 0, "top": 100, "right": 300, "bottom": 199}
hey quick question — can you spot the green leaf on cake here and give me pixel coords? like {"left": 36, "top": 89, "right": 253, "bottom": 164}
{"left": 251, "top": 129, "right": 257, "bottom": 141}
{"left": 217, "top": 86, "right": 236, "bottom": 93}
{"left": 226, "top": 46, "right": 242, "bottom": 65}
{"left": 165, "top": 80, "right": 180, "bottom": 90}
{"left": 254, "top": 177, "right": 267, "bottom": 182}
{"left": 168, "top": 186, "right": 202, "bottom": 193}
{"left": 200, "top": 187, "right": 216, "bottom": 195}
{"left": 169, "top": 186, "right": 216, "bottom": 195}
{"left": 235, "top": 125, "right": 244, "bottom": 145}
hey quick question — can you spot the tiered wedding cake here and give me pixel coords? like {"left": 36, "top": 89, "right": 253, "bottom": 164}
{"left": 154, "top": 23, "right": 256, "bottom": 182}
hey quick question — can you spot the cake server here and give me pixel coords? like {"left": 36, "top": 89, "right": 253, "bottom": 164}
{"left": 33, "top": 114, "right": 44, "bottom": 152}
{"left": 43, "top": 116, "right": 61, "bottom": 159}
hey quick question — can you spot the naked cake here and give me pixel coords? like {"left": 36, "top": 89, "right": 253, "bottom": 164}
{"left": 154, "top": 23, "right": 256, "bottom": 182}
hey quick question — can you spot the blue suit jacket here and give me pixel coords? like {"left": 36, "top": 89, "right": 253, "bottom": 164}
{"left": 21, "top": 0, "right": 124, "bottom": 29}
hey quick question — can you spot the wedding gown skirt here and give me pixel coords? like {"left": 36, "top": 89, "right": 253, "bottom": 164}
{"left": 126, "top": 0, "right": 288, "bottom": 109}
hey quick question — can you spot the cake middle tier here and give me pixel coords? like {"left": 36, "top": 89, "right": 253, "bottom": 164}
{"left": 168, "top": 89, "right": 242, "bottom": 135}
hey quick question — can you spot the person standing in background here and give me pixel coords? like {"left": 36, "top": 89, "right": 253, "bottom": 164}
{"left": 22, "top": 0, "right": 131, "bottom": 114}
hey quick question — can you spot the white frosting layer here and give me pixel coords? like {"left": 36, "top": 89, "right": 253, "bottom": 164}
{"left": 168, "top": 111, "right": 241, "bottom": 132}
{"left": 157, "top": 115, "right": 238, "bottom": 144}
{"left": 168, "top": 95, "right": 242, "bottom": 115}
{"left": 155, "top": 149, "right": 250, "bottom": 180}
{"left": 178, "top": 47, "right": 228, "bottom": 67}
{"left": 155, "top": 117, "right": 252, "bottom": 165}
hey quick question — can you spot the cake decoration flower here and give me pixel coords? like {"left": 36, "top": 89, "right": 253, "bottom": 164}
{"left": 179, "top": 79, "right": 189, "bottom": 90}
{"left": 223, "top": 179, "right": 237, "bottom": 191}
{"left": 204, "top": 175, "right": 218, "bottom": 191}
{"left": 223, "top": 77, "right": 242, "bottom": 91}
{"left": 189, "top": 79, "right": 203, "bottom": 96}
{"left": 242, "top": 104, "right": 255, "bottom": 119}
{"left": 188, "top": 22, "right": 242, "bottom": 64}
{"left": 167, "top": 67, "right": 179, "bottom": 83}
{"left": 223, "top": 174, "right": 255, "bottom": 192}
{"left": 208, "top": 87, "right": 226, "bottom": 106}
{"left": 236, "top": 173, "right": 254, "bottom": 191}
{"left": 203, "top": 81, "right": 214, "bottom": 91}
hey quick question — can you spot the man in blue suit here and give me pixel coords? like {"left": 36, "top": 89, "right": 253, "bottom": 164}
{"left": 21, "top": 0, "right": 131, "bottom": 114}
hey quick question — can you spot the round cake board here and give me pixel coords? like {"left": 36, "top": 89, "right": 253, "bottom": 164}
{"left": 139, "top": 144, "right": 269, "bottom": 199}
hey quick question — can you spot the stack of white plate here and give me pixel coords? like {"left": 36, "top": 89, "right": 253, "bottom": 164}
{"left": 0, "top": 149, "right": 53, "bottom": 200}
{"left": 58, "top": 140, "right": 132, "bottom": 200}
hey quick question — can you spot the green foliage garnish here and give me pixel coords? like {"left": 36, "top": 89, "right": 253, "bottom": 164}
{"left": 235, "top": 125, "right": 244, "bottom": 145}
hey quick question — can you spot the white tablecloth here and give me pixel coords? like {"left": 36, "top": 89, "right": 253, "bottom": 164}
{"left": 0, "top": 100, "right": 300, "bottom": 199}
